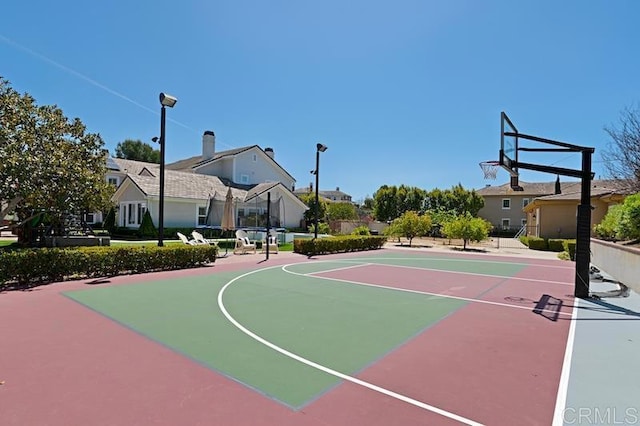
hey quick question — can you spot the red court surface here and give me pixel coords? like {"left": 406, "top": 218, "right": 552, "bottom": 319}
{"left": 1, "top": 249, "right": 575, "bottom": 425}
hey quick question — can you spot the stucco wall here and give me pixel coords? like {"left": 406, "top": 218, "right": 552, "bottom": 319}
{"left": 591, "top": 239, "right": 640, "bottom": 293}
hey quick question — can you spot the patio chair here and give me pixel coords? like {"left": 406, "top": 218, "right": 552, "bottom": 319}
{"left": 177, "top": 232, "right": 199, "bottom": 245}
{"left": 234, "top": 230, "right": 256, "bottom": 254}
{"left": 191, "top": 230, "right": 218, "bottom": 247}
{"left": 261, "top": 230, "right": 279, "bottom": 254}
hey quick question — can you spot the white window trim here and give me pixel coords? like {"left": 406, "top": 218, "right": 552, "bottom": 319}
{"left": 240, "top": 174, "right": 249, "bottom": 184}
{"left": 502, "top": 198, "right": 511, "bottom": 210}
{"left": 501, "top": 218, "right": 511, "bottom": 229}
{"left": 521, "top": 218, "right": 527, "bottom": 226}
{"left": 522, "top": 198, "right": 530, "bottom": 208}
{"left": 197, "top": 205, "right": 207, "bottom": 226}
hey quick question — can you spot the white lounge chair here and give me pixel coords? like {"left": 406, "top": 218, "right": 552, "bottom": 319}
{"left": 234, "top": 230, "right": 256, "bottom": 254}
{"left": 177, "top": 232, "right": 198, "bottom": 245}
{"left": 191, "top": 230, "right": 218, "bottom": 247}
{"left": 261, "top": 230, "right": 279, "bottom": 254}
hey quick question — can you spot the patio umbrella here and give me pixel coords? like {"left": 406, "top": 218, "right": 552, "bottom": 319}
{"left": 221, "top": 187, "right": 235, "bottom": 255}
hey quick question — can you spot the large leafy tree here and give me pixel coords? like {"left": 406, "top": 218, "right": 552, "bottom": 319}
{"left": 373, "top": 185, "right": 426, "bottom": 221}
{"left": 423, "top": 184, "right": 484, "bottom": 217}
{"left": 298, "top": 192, "right": 328, "bottom": 225}
{"left": 115, "top": 139, "right": 160, "bottom": 163}
{"left": 0, "top": 77, "right": 113, "bottom": 227}
{"left": 326, "top": 202, "right": 358, "bottom": 221}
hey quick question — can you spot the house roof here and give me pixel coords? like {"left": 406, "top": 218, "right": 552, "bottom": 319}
{"left": 164, "top": 146, "right": 252, "bottom": 171}
{"left": 110, "top": 158, "right": 160, "bottom": 176}
{"left": 476, "top": 179, "right": 631, "bottom": 197}
{"left": 164, "top": 145, "right": 296, "bottom": 182}
{"left": 124, "top": 169, "right": 239, "bottom": 200}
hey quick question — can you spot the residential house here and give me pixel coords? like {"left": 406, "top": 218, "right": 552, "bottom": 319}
{"left": 476, "top": 179, "right": 572, "bottom": 233}
{"left": 294, "top": 184, "right": 354, "bottom": 203}
{"left": 523, "top": 181, "right": 628, "bottom": 239}
{"left": 108, "top": 131, "right": 308, "bottom": 231}
{"left": 478, "top": 179, "right": 629, "bottom": 239}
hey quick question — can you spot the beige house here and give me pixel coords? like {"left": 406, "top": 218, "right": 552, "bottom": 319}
{"left": 523, "top": 183, "right": 627, "bottom": 239}
{"left": 293, "top": 185, "right": 353, "bottom": 203}
{"left": 478, "top": 179, "right": 628, "bottom": 239}
{"left": 105, "top": 131, "right": 308, "bottom": 230}
{"left": 476, "top": 179, "right": 578, "bottom": 233}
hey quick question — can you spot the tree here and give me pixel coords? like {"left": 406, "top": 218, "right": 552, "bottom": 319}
{"left": 327, "top": 202, "right": 358, "bottom": 221}
{"left": 423, "top": 184, "right": 484, "bottom": 217}
{"left": 298, "top": 193, "right": 328, "bottom": 225}
{"left": 441, "top": 213, "right": 492, "bottom": 250}
{"left": 388, "top": 211, "right": 432, "bottom": 247}
{"left": 115, "top": 139, "right": 160, "bottom": 163}
{"left": 372, "top": 185, "right": 398, "bottom": 222}
{"left": 602, "top": 105, "right": 640, "bottom": 191}
{"left": 0, "top": 77, "right": 113, "bottom": 229}
{"left": 138, "top": 210, "right": 158, "bottom": 238}
{"left": 617, "top": 193, "right": 640, "bottom": 240}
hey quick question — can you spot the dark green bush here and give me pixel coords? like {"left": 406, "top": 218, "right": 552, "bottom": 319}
{"left": 0, "top": 245, "right": 217, "bottom": 288}
{"left": 563, "top": 240, "right": 576, "bottom": 261}
{"left": 138, "top": 210, "right": 158, "bottom": 238}
{"left": 547, "top": 239, "right": 565, "bottom": 252}
{"left": 294, "top": 235, "right": 386, "bottom": 256}
{"left": 527, "top": 237, "right": 548, "bottom": 251}
{"left": 519, "top": 236, "right": 529, "bottom": 246}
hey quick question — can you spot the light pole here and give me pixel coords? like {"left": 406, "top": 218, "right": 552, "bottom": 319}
{"left": 314, "top": 143, "right": 328, "bottom": 239}
{"left": 157, "top": 92, "right": 177, "bottom": 247}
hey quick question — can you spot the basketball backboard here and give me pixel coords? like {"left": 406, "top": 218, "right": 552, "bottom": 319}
{"left": 500, "top": 111, "right": 523, "bottom": 190}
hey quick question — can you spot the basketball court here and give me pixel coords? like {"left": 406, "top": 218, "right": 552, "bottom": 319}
{"left": 3, "top": 246, "right": 637, "bottom": 425}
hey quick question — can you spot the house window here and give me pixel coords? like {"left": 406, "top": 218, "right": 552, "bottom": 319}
{"left": 522, "top": 198, "right": 530, "bottom": 208}
{"left": 107, "top": 177, "right": 119, "bottom": 187}
{"left": 240, "top": 174, "right": 249, "bottom": 184}
{"left": 197, "top": 206, "right": 207, "bottom": 226}
{"left": 252, "top": 154, "right": 257, "bottom": 162}
{"left": 501, "top": 218, "right": 510, "bottom": 230}
{"left": 85, "top": 213, "right": 95, "bottom": 224}
{"left": 521, "top": 218, "right": 527, "bottom": 226}
{"left": 122, "top": 202, "right": 146, "bottom": 226}
{"left": 502, "top": 199, "right": 511, "bottom": 209}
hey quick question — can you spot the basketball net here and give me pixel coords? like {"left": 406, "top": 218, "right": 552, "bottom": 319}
{"left": 479, "top": 161, "right": 499, "bottom": 180}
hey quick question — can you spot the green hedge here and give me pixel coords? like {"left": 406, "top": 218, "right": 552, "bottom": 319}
{"left": 294, "top": 235, "right": 386, "bottom": 256}
{"left": 563, "top": 240, "right": 576, "bottom": 261}
{"left": 527, "top": 237, "right": 548, "bottom": 251}
{"left": 519, "top": 236, "right": 529, "bottom": 246}
{"left": 547, "top": 239, "right": 565, "bottom": 252}
{"left": 0, "top": 245, "right": 217, "bottom": 288}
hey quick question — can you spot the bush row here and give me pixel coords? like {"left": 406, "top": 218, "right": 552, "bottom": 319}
{"left": 294, "top": 235, "right": 386, "bottom": 256}
{"left": 0, "top": 245, "right": 217, "bottom": 287}
{"left": 519, "top": 236, "right": 576, "bottom": 259}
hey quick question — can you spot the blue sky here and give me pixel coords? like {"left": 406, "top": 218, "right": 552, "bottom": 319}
{"left": 3, "top": 0, "right": 639, "bottom": 202}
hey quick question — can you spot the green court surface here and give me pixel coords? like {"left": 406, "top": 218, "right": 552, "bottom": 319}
{"left": 64, "top": 254, "right": 524, "bottom": 408}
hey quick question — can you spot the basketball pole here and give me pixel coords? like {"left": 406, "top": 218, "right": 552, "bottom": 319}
{"left": 574, "top": 149, "right": 594, "bottom": 298}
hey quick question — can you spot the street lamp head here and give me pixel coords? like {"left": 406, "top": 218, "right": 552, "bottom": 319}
{"left": 317, "top": 143, "right": 328, "bottom": 152}
{"left": 151, "top": 136, "right": 159, "bottom": 143}
{"left": 159, "top": 92, "right": 178, "bottom": 108}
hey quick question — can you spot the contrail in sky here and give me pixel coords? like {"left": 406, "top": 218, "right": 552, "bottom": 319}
{"left": 0, "top": 33, "right": 196, "bottom": 133}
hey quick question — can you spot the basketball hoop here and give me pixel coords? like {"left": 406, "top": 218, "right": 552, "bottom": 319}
{"left": 479, "top": 161, "right": 500, "bottom": 180}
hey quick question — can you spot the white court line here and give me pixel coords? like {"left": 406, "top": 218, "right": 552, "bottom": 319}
{"left": 326, "top": 259, "right": 574, "bottom": 287}
{"left": 283, "top": 264, "right": 573, "bottom": 317}
{"left": 218, "top": 266, "right": 485, "bottom": 426}
{"left": 347, "top": 255, "right": 575, "bottom": 270}
{"left": 552, "top": 298, "right": 579, "bottom": 426}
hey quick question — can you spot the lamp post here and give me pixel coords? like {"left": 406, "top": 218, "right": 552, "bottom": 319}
{"left": 314, "top": 143, "right": 328, "bottom": 239}
{"left": 157, "top": 92, "right": 177, "bottom": 247}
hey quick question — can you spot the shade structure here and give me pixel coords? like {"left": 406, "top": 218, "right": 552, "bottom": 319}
{"left": 221, "top": 187, "right": 235, "bottom": 231}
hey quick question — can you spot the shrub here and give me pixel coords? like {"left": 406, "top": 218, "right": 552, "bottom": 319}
{"left": 618, "top": 194, "right": 640, "bottom": 240}
{"left": 351, "top": 226, "right": 371, "bottom": 236}
{"left": 0, "top": 245, "right": 217, "bottom": 288}
{"left": 294, "top": 235, "right": 386, "bottom": 256}
{"left": 138, "top": 210, "right": 158, "bottom": 238}
{"left": 527, "top": 237, "right": 548, "bottom": 251}
{"left": 519, "top": 236, "right": 529, "bottom": 246}
{"left": 103, "top": 207, "right": 116, "bottom": 234}
{"left": 547, "top": 239, "right": 565, "bottom": 252}
{"left": 563, "top": 240, "right": 576, "bottom": 261}
{"left": 593, "top": 204, "right": 623, "bottom": 240}
{"left": 307, "top": 222, "right": 331, "bottom": 235}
